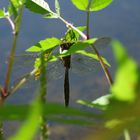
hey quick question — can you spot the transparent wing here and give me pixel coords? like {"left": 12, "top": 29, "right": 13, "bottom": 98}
{"left": 11, "top": 54, "right": 39, "bottom": 90}
{"left": 11, "top": 54, "right": 65, "bottom": 90}
{"left": 46, "top": 59, "right": 65, "bottom": 82}
{"left": 70, "top": 37, "right": 111, "bottom": 75}
{"left": 94, "top": 37, "right": 111, "bottom": 49}
{"left": 12, "top": 54, "right": 37, "bottom": 77}
{"left": 71, "top": 54, "right": 100, "bottom": 75}
{"left": 85, "top": 37, "right": 111, "bottom": 52}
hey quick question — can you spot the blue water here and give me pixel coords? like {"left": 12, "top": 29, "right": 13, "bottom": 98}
{"left": 0, "top": 0, "right": 140, "bottom": 139}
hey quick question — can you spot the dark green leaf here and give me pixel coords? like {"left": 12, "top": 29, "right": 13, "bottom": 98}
{"left": 63, "top": 26, "right": 86, "bottom": 42}
{"left": 25, "top": 0, "right": 52, "bottom": 15}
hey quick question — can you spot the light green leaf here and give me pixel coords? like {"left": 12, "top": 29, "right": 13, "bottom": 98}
{"left": 25, "top": 0, "right": 52, "bottom": 15}
{"left": 9, "top": 0, "right": 25, "bottom": 17}
{"left": 111, "top": 40, "right": 139, "bottom": 102}
{"left": 55, "top": 0, "right": 60, "bottom": 16}
{"left": 77, "top": 94, "right": 111, "bottom": 110}
{"left": 78, "top": 50, "right": 109, "bottom": 66}
{"left": 89, "top": 0, "right": 113, "bottom": 11}
{"left": 71, "top": 0, "right": 113, "bottom": 11}
{"left": 77, "top": 50, "right": 110, "bottom": 67}
{"left": 26, "top": 37, "right": 61, "bottom": 52}
{"left": 0, "top": 9, "right": 5, "bottom": 19}
{"left": 10, "top": 0, "right": 25, "bottom": 9}
{"left": 9, "top": 99, "right": 41, "bottom": 140}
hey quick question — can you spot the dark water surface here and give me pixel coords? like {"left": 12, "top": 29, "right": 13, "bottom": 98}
{"left": 0, "top": 0, "right": 140, "bottom": 139}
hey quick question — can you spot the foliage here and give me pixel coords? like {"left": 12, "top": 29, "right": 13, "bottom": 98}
{"left": 78, "top": 41, "right": 140, "bottom": 139}
{"left": 71, "top": 0, "right": 113, "bottom": 11}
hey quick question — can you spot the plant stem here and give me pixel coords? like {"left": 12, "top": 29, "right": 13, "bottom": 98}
{"left": 0, "top": 122, "right": 4, "bottom": 140}
{"left": 86, "top": 10, "right": 90, "bottom": 39}
{"left": 58, "top": 16, "right": 87, "bottom": 40}
{"left": 91, "top": 45, "right": 113, "bottom": 85}
{"left": 4, "top": 34, "right": 18, "bottom": 93}
{"left": 124, "top": 129, "right": 131, "bottom": 140}
{"left": 4, "top": 6, "right": 24, "bottom": 95}
{"left": 39, "top": 52, "right": 49, "bottom": 140}
{"left": 6, "top": 16, "right": 15, "bottom": 34}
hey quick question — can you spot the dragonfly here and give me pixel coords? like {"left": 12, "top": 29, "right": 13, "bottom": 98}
{"left": 12, "top": 29, "right": 111, "bottom": 107}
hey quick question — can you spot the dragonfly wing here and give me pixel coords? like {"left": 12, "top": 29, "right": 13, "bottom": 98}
{"left": 46, "top": 59, "right": 65, "bottom": 82}
{"left": 84, "top": 37, "right": 112, "bottom": 53}
{"left": 13, "top": 54, "right": 37, "bottom": 77}
{"left": 71, "top": 54, "right": 100, "bottom": 76}
{"left": 11, "top": 54, "right": 39, "bottom": 90}
{"left": 94, "top": 37, "right": 111, "bottom": 50}
{"left": 11, "top": 54, "right": 65, "bottom": 90}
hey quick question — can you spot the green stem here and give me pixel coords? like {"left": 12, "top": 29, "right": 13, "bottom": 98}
{"left": 86, "top": 10, "right": 90, "bottom": 39}
{"left": 91, "top": 45, "right": 113, "bottom": 85}
{"left": 4, "top": 34, "right": 18, "bottom": 93}
{"left": 0, "top": 122, "right": 4, "bottom": 140}
{"left": 4, "top": 6, "right": 24, "bottom": 95}
{"left": 39, "top": 52, "right": 49, "bottom": 140}
{"left": 124, "top": 129, "right": 131, "bottom": 140}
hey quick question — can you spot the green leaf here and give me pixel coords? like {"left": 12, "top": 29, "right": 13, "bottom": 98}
{"left": 9, "top": 99, "right": 41, "bottom": 140}
{"left": 10, "top": 0, "right": 25, "bottom": 9}
{"left": 66, "top": 38, "right": 110, "bottom": 66}
{"left": 0, "top": 103, "right": 99, "bottom": 125}
{"left": 0, "top": 9, "right": 5, "bottom": 19}
{"left": 55, "top": 0, "right": 60, "bottom": 16}
{"left": 111, "top": 40, "right": 139, "bottom": 102}
{"left": 63, "top": 26, "right": 87, "bottom": 42}
{"left": 25, "top": 0, "right": 52, "bottom": 15}
{"left": 77, "top": 94, "right": 111, "bottom": 110}
{"left": 89, "top": 0, "right": 113, "bottom": 11}
{"left": 9, "top": 0, "right": 25, "bottom": 17}
{"left": 26, "top": 37, "right": 61, "bottom": 52}
{"left": 71, "top": 0, "right": 113, "bottom": 11}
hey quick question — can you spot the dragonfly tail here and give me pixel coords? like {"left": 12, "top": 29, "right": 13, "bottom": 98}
{"left": 64, "top": 68, "right": 70, "bottom": 107}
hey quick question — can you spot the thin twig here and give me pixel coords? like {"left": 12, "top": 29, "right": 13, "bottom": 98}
{"left": 91, "top": 45, "right": 113, "bottom": 85}
{"left": 58, "top": 16, "right": 87, "bottom": 40}
{"left": 9, "top": 68, "right": 38, "bottom": 95}
{"left": 6, "top": 16, "right": 15, "bottom": 34}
